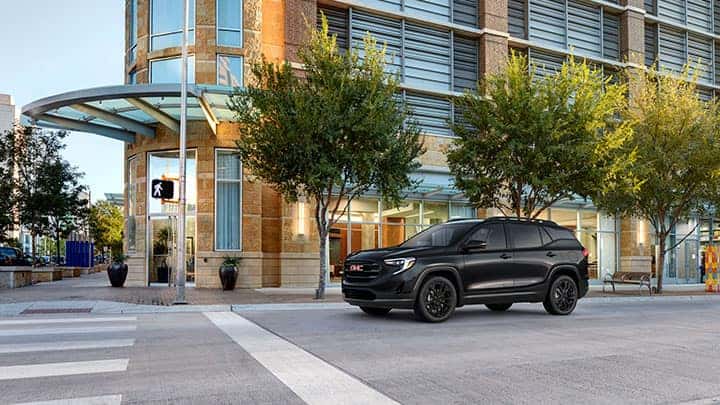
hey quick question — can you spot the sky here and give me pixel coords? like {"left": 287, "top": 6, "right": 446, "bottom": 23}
{"left": 0, "top": 1, "right": 125, "bottom": 202}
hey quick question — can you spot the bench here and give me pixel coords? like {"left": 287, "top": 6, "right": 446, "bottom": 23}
{"left": 0, "top": 267, "right": 33, "bottom": 288}
{"left": 603, "top": 271, "right": 652, "bottom": 295}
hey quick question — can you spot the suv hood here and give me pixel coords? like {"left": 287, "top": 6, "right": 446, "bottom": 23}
{"left": 345, "top": 246, "right": 438, "bottom": 262}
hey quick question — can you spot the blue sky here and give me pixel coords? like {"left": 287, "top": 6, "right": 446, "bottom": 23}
{"left": 0, "top": 1, "right": 125, "bottom": 202}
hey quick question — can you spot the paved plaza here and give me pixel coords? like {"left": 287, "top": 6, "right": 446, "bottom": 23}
{"left": 0, "top": 296, "right": 719, "bottom": 404}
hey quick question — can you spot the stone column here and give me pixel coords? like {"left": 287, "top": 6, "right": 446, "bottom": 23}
{"left": 620, "top": 0, "right": 646, "bottom": 102}
{"left": 133, "top": 0, "right": 150, "bottom": 84}
{"left": 195, "top": 0, "right": 218, "bottom": 85}
{"left": 285, "top": 0, "right": 316, "bottom": 63}
{"left": 479, "top": 0, "right": 509, "bottom": 76}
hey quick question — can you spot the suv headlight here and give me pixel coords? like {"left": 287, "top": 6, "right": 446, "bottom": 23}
{"left": 384, "top": 257, "right": 416, "bottom": 275}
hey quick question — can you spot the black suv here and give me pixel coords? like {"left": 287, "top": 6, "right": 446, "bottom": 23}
{"left": 342, "top": 217, "right": 589, "bottom": 322}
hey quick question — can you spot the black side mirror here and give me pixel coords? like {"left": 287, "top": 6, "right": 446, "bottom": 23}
{"left": 464, "top": 240, "right": 487, "bottom": 251}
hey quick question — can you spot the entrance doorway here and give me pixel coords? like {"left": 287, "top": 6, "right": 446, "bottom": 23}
{"left": 146, "top": 150, "right": 197, "bottom": 286}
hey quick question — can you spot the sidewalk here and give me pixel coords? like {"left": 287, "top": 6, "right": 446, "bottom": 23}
{"left": 0, "top": 272, "right": 344, "bottom": 306}
{"left": 1, "top": 271, "right": 717, "bottom": 310}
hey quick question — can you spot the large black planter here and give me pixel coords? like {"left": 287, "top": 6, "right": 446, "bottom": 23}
{"left": 219, "top": 265, "right": 238, "bottom": 291}
{"left": 107, "top": 263, "right": 128, "bottom": 287}
{"left": 157, "top": 261, "right": 169, "bottom": 283}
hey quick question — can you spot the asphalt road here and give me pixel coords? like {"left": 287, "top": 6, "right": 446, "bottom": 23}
{"left": 1, "top": 298, "right": 719, "bottom": 404}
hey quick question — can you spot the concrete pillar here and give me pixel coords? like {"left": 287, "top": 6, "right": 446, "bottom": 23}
{"left": 479, "top": 0, "right": 509, "bottom": 76}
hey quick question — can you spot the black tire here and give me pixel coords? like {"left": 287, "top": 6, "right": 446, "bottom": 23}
{"left": 486, "top": 303, "right": 512, "bottom": 312}
{"left": 360, "top": 306, "right": 392, "bottom": 316}
{"left": 414, "top": 276, "right": 457, "bottom": 322}
{"left": 543, "top": 275, "right": 579, "bottom": 315}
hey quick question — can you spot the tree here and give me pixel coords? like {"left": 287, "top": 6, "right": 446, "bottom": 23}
{"left": 10, "top": 126, "right": 75, "bottom": 259}
{"left": 592, "top": 65, "right": 720, "bottom": 293}
{"left": 448, "top": 52, "right": 633, "bottom": 219}
{"left": 0, "top": 128, "right": 16, "bottom": 243}
{"left": 40, "top": 159, "right": 88, "bottom": 264}
{"left": 229, "top": 16, "right": 423, "bottom": 298}
{"left": 89, "top": 200, "right": 123, "bottom": 254}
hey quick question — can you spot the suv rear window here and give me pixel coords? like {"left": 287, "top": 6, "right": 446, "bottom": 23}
{"left": 507, "top": 223, "right": 542, "bottom": 249}
{"left": 543, "top": 226, "right": 576, "bottom": 241}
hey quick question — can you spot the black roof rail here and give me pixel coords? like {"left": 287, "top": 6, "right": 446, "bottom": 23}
{"left": 482, "top": 216, "right": 559, "bottom": 226}
{"left": 447, "top": 217, "right": 482, "bottom": 222}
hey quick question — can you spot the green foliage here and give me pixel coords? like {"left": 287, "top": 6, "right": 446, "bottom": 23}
{"left": 3, "top": 126, "right": 87, "bottom": 258}
{"left": 111, "top": 251, "right": 128, "bottom": 264}
{"left": 89, "top": 201, "right": 123, "bottom": 253}
{"left": 592, "top": 64, "right": 720, "bottom": 292}
{"left": 228, "top": 14, "right": 424, "bottom": 297}
{"left": 448, "top": 52, "right": 633, "bottom": 219}
{"left": 0, "top": 128, "right": 16, "bottom": 242}
{"left": 222, "top": 256, "right": 241, "bottom": 267}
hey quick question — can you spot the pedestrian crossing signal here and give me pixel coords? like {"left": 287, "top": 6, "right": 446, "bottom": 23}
{"left": 151, "top": 179, "right": 174, "bottom": 199}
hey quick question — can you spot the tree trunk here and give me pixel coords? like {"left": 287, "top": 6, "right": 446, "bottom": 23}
{"left": 55, "top": 232, "right": 61, "bottom": 266}
{"left": 656, "top": 233, "right": 665, "bottom": 294}
{"left": 316, "top": 230, "right": 329, "bottom": 299}
{"left": 31, "top": 230, "right": 36, "bottom": 267}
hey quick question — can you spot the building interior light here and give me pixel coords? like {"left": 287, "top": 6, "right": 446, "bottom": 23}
{"left": 297, "top": 201, "right": 306, "bottom": 236}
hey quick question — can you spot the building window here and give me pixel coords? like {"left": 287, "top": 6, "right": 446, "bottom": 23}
{"left": 150, "top": 56, "right": 195, "bottom": 83}
{"left": 127, "top": 157, "right": 138, "bottom": 253}
{"left": 217, "top": 55, "right": 243, "bottom": 87}
{"left": 128, "top": 0, "right": 138, "bottom": 63}
{"left": 128, "top": 70, "right": 137, "bottom": 84}
{"left": 151, "top": 0, "right": 196, "bottom": 50}
{"left": 217, "top": 0, "right": 243, "bottom": 47}
{"left": 215, "top": 150, "right": 242, "bottom": 250}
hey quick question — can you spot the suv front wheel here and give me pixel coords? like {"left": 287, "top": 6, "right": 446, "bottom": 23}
{"left": 543, "top": 275, "right": 579, "bottom": 315}
{"left": 414, "top": 276, "right": 457, "bottom": 322}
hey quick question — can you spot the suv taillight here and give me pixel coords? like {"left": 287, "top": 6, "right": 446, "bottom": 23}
{"left": 582, "top": 248, "right": 589, "bottom": 257}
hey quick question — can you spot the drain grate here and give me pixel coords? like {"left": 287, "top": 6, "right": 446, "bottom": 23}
{"left": 21, "top": 308, "right": 92, "bottom": 314}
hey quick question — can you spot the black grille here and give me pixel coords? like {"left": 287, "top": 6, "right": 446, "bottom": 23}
{"left": 343, "top": 289, "right": 376, "bottom": 300}
{"left": 343, "top": 261, "right": 382, "bottom": 282}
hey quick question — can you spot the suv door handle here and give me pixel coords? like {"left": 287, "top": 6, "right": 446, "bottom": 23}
{"left": 546, "top": 252, "right": 556, "bottom": 257}
{"left": 500, "top": 253, "right": 511, "bottom": 259}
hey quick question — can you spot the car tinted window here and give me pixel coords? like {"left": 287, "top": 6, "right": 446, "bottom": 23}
{"left": 543, "top": 226, "right": 576, "bottom": 241}
{"left": 401, "top": 222, "right": 477, "bottom": 247}
{"left": 508, "top": 224, "right": 542, "bottom": 249}
{"left": 468, "top": 223, "right": 506, "bottom": 250}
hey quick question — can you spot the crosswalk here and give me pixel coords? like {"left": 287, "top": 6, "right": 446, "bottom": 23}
{"left": 0, "top": 315, "right": 136, "bottom": 404}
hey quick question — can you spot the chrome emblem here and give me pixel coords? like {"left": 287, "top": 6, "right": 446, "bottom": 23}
{"left": 349, "top": 264, "right": 363, "bottom": 272}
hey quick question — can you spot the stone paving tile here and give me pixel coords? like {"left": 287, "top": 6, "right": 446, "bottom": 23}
{"left": 0, "top": 272, "right": 343, "bottom": 306}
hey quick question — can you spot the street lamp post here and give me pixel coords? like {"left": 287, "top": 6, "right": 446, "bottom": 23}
{"left": 174, "top": 0, "right": 190, "bottom": 305}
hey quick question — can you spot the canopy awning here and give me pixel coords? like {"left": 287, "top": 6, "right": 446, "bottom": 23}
{"left": 21, "top": 84, "right": 237, "bottom": 143}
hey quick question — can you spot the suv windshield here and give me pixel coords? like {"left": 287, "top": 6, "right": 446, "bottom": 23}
{"left": 401, "top": 222, "right": 477, "bottom": 248}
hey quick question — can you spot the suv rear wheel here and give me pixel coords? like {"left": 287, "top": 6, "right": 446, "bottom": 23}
{"left": 360, "top": 306, "right": 391, "bottom": 316}
{"left": 414, "top": 276, "right": 457, "bottom": 322}
{"left": 486, "top": 303, "right": 512, "bottom": 312}
{"left": 543, "top": 275, "right": 578, "bottom": 315}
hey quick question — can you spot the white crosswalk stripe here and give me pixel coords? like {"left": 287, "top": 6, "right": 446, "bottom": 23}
{"left": 0, "top": 359, "right": 129, "bottom": 380}
{"left": 0, "top": 317, "right": 136, "bottom": 326}
{"left": 206, "top": 311, "right": 400, "bottom": 405}
{"left": 0, "top": 338, "right": 135, "bottom": 354}
{"left": 0, "top": 315, "right": 136, "bottom": 404}
{"left": 11, "top": 395, "right": 123, "bottom": 405}
{"left": 0, "top": 325, "right": 136, "bottom": 337}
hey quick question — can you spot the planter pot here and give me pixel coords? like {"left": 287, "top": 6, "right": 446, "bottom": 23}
{"left": 157, "top": 261, "right": 169, "bottom": 284}
{"left": 219, "top": 265, "right": 238, "bottom": 291}
{"left": 107, "top": 263, "right": 128, "bottom": 288}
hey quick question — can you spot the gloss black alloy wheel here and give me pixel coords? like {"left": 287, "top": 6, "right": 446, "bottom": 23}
{"left": 543, "top": 275, "right": 578, "bottom": 315}
{"left": 414, "top": 276, "right": 457, "bottom": 323}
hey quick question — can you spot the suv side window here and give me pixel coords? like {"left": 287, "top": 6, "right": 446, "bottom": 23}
{"left": 507, "top": 223, "right": 542, "bottom": 249}
{"left": 468, "top": 223, "right": 506, "bottom": 250}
